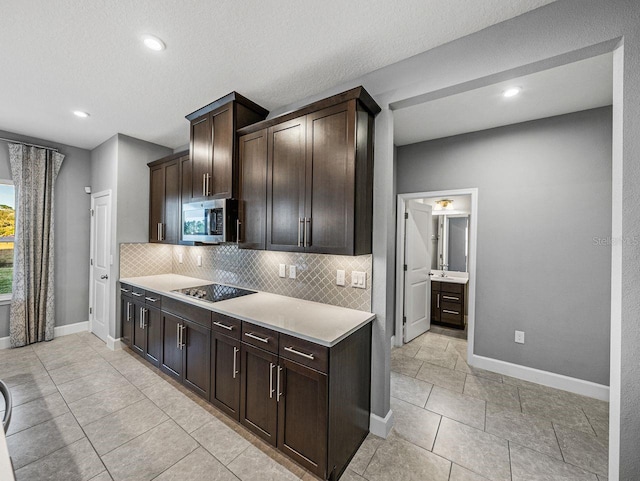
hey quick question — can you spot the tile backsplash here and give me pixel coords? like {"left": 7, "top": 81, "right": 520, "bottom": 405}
{"left": 120, "top": 243, "right": 372, "bottom": 311}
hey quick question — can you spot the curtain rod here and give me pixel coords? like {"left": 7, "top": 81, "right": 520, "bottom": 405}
{"left": 0, "top": 137, "right": 59, "bottom": 152}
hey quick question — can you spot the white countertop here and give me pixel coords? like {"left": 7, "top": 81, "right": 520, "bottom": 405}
{"left": 429, "top": 270, "right": 469, "bottom": 285}
{"left": 119, "top": 274, "right": 375, "bottom": 347}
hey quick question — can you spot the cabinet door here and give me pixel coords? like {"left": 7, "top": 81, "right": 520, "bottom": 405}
{"left": 120, "top": 296, "right": 133, "bottom": 347}
{"left": 240, "top": 343, "right": 279, "bottom": 445}
{"left": 131, "top": 302, "right": 145, "bottom": 357}
{"left": 211, "top": 332, "right": 241, "bottom": 419}
{"left": 145, "top": 306, "right": 162, "bottom": 367}
{"left": 183, "top": 319, "right": 211, "bottom": 399}
{"left": 190, "top": 114, "right": 212, "bottom": 200}
{"left": 266, "top": 117, "right": 306, "bottom": 252}
{"left": 149, "top": 165, "right": 164, "bottom": 243}
{"left": 277, "top": 358, "right": 327, "bottom": 477}
{"left": 163, "top": 159, "right": 181, "bottom": 244}
{"left": 305, "top": 102, "right": 356, "bottom": 255}
{"left": 160, "top": 312, "right": 183, "bottom": 381}
{"left": 238, "top": 129, "right": 268, "bottom": 249}
{"left": 210, "top": 105, "right": 234, "bottom": 198}
{"left": 431, "top": 287, "right": 440, "bottom": 322}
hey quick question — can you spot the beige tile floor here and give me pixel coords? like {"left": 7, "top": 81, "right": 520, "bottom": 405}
{"left": 0, "top": 330, "right": 609, "bottom": 481}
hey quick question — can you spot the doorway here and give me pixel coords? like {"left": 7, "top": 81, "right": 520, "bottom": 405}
{"left": 89, "top": 190, "right": 112, "bottom": 342}
{"left": 395, "top": 189, "right": 478, "bottom": 359}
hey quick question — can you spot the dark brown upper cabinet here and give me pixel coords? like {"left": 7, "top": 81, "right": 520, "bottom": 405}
{"left": 148, "top": 151, "right": 186, "bottom": 244}
{"left": 237, "top": 129, "right": 268, "bottom": 249}
{"left": 237, "top": 86, "right": 379, "bottom": 256}
{"left": 186, "top": 92, "right": 268, "bottom": 202}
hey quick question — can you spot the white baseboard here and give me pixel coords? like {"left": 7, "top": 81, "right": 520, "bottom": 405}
{"left": 54, "top": 321, "right": 89, "bottom": 337}
{"left": 390, "top": 335, "right": 396, "bottom": 348}
{"left": 0, "top": 321, "right": 89, "bottom": 350}
{"left": 107, "top": 336, "right": 123, "bottom": 351}
{"left": 471, "top": 354, "right": 610, "bottom": 401}
{"left": 369, "top": 409, "right": 394, "bottom": 438}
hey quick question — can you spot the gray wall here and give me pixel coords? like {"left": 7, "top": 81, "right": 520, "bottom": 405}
{"left": 398, "top": 107, "right": 612, "bottom": 385}
{"left": 90, "top": 134, "right": 171, "bottom": 339}
{"left": 0, "top": 130, "right": 91, "bottom": 337}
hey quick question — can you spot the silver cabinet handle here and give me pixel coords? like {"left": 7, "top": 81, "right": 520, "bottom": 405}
{"left": 145, "top": 297, "right": 159, "bottom": 303}
{"left": 206, "top": 173, "right": 211, "bottom": 196}
{"left": 269, "top": 362, "right": 275, "bottom": 399}
{"left": 442, "top": 295, "right": 459, "bottom": 301}
{"left": 176, "top": 323, "right": 181, "bottom": 350}
{"left": 127, "top": 302, "right": 132, "bottom": 322}
{"left": 236, "top": 219, "right": 241, "bottom": 244}
{"left": 157, "top": 223, "right": 164, "bottom": 241}
{"left": 120, "top": 287, "right": 130, "bottom": 293}
{"left": 437, "top": 293, "right": 440, "bottom": 308}
{"left": 140, "top": 308, "right": 148, "bottom": 329}
{"left": 245, "top": 332, "right": 269, "bottom": 344}
{"left": 443, "top": 309, "right": 460, "bottom": 315}
{"left": 202, "top": 173, "right": 206, "bottom": 197}
{"left": 304, "top": 217, "right": 311, "bottom": 247}
{"left": 298, "top": 218, "right": 303, "bottom": 247}
{"left": 233, "top": 347, "right": 239, "bottom": 379}
{"left": 277, "top": 366, "right": 283, "bottom": 402}
{"left": 213, "top": 321, "right": 233, "bottom": 331}
{"left": 284, "top": 346, "right": 315, "bottom": 360}
{"left": 180, "top": 325, "right": 186, "bottom": 349}
{"left": 131, "top": 292, "right": 143, "bottom": 297}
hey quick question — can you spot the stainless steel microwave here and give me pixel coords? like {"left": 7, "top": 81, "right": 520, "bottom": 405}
{"left": 182, "top": 199, "right": 238, "bottom": 243}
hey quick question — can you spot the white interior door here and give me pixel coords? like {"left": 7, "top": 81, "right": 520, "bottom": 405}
{"left": 404, "top": 200, "right": 433, "bottom": 342}
{"left": 90, "top": 191, "right": 111, "bottom": 342}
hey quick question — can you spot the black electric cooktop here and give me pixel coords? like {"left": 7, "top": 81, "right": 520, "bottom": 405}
{"left": 172, "top": 283, "right": 256, "bottom": 303}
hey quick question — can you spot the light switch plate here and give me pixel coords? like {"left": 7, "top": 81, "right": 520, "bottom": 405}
{"left": 177, "top": 252, "right": 183, "bottom": 264}
{"left": 352, "top": 271, "right": 366, "bottom": 289}
{"left": 515, "top": 330, "right": 525, "bottom": 344}
{"left": 289, "top": 265, "right": 297, "bottom": 279}
{"left": 336, "top": 270, "right": 345, "bottom": 286}
{"left": 197, "top": 255, "right": 202, "bottom": 267}
{"left": 279, "top": 264, "right": 286, "bottom": 278}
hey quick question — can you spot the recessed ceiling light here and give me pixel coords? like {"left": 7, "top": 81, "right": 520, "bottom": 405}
{"left": 143, "top": 35, "right": 166, "bottom": 51}
{"left": 73, "top": 110, "right": 90, "bottom": 118}
{"left": 503, "top": 87, "right": 521, "bottom": 98}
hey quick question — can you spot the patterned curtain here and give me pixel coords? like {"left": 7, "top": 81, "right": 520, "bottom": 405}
{"left": 8, "top": 144, "right": 64, "bottom": 347}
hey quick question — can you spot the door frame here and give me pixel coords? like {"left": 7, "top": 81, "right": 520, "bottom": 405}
{"left": 88, "top": 189, "right": 112, "bottom": 341}
{"left": 395, "top": 188, "right": 478, "bottom": 363}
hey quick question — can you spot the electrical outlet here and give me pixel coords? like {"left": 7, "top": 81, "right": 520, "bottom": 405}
{"left": 279, "top": 264, "right": 286, "bottom": 278}
{"left": 351, "top": 271, "right": 366, "bottom": 289}
{"left": 197, "top": 255, "right": 202, "bottom": 267}
{"left": 177, "top": 252, "right": 183, "bottom": 264}
{"left": 336, "top": 270, "right": 345, "bottom": 286}
{"left": 515, "top": 330, "right": 525, "bottom": 344}
{"left": 289, "top": 265, "right": 297, "bottom": 279}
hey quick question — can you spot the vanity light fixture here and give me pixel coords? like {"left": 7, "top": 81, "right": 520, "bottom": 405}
{"left": 435, "top": 199, "right": 454, "bottom": 209}
{"left": 143, "top": 35, "right": 166, "bottom": 51}
{"left": 73, "top": 110, "right": 90, "bottom": 118}
{"left": 503, "top": 87, "right": 521, "bottom": 98}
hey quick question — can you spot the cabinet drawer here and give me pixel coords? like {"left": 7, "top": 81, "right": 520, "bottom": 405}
{"left": 242, "top": 322, "right": 278, "bottom": 354}
{"left": 279, "top": 334, "right": 328, "bottom": 374}
{"left": 440, "top": 292, "right": 462, "bottom": 304}
{"left": 130, "top": 286, "right": 146, "bottom": 299}
{"left": 211, "top": 312, "right": 242, "bottom": 339}
{"left": 120, "top": 283, "right": 133, "bottom": 295}
{"left": 441, "top": 301, "right": 462, "bottom": 316}
{"left": 440, "top": 282, "right": 464, "bottom": 294}
{"left": 162, "top": 296, "right": 211, "bottom": 329}
{"left": 143, "top": 293, "right": 162, "bottom": 309}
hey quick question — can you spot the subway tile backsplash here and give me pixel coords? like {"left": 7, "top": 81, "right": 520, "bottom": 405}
{"left": 120, "top": 243, "right": 372, "bottom": 311}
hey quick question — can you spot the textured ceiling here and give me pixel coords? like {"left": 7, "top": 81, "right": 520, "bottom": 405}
{"left": 394, "top": 52, "right": 613, "bottom": 145}
{"left": 0, "top": 0, "right": 555, "bottom": 150}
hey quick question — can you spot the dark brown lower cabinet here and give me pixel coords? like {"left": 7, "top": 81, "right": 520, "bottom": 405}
{"left": 144, "top": 306, "right": 162, "bottom": 367}
{"left": 240, "top": 343, "right": 279, "bottom": 445}
{"left": 278, "top": 358, "right": 328, "bottom": 476}
{"left": 159, "top": 313, "right": 212, "bottom": 399}
{"left": 120, "top": 295, "right": 133, "bottom": 347}
{"left": 211, "top": 332, "right": 241, "bottom": 419}
{"left": 131, "top": 301, "right": 145, "bottom": 357}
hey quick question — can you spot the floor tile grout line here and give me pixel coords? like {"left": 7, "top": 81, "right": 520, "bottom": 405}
{"left": 580, "top": 406, "right": 600, "bottom": 437}
{"left": 508, "top": 441, "right": 513, "bottom": 481}
{"left": 4, "top": 403, "right": 70, "bottom": 438}
{"left": 551, "top": 422, "right": 567, "bottom": 463}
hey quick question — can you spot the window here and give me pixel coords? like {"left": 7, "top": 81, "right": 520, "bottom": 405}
{"left": 0, "top": 181, "right": 15, "bottom": 297}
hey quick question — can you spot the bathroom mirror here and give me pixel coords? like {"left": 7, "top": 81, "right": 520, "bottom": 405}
{"left": 431, "top": 214, "right": 469, "bottom": 272}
